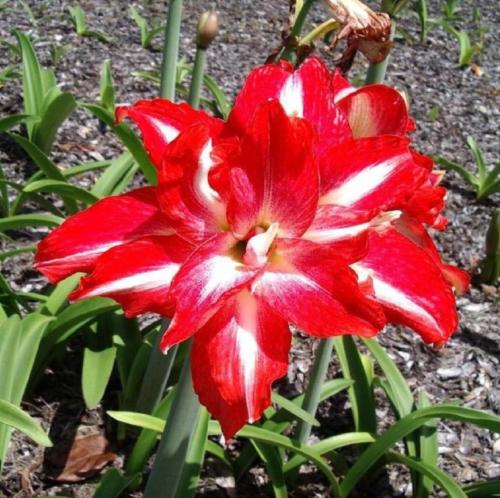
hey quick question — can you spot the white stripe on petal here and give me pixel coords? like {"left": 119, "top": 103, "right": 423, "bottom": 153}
{"left": 150, "top": 117, "right": 180, "bottom": 143}
{"left": 198, "top": 256, "right": 245, "bottom": 301}
{"left": 303, "top": 210, "right": 401, "bottom": 243}
{"left": 352, "top": 263, "right": 439, "bottom": 330}
{"left": 303, "top": 221, "right": 370, "bottom": 243}
{"left": 321, "top": 154, "right": 406, "bottom": 206}
{"left": 79, "top": 265, "right": 179, "bottom": 297}
{"left": 279, "top": 74, "right": 304, "bottom": 118}
{"left": 41, "top": 243, "right": 119, "bottom": 265}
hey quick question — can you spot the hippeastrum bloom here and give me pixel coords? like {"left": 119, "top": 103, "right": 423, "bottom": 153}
{"left": 35, "top": 56, "right": 468, "bottom": 438}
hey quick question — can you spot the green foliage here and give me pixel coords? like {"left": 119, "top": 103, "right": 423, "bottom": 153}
{"left": 99, "top": 60, "right": 115, "bottom": 112}
{"left": 68, "top": 5, "right": 112, "bottom": 43}
{"left": 435, "top": 137, "right": 500, "bottom": 200}
{"left": 0, "top": 313, "right": 53, "bottom": 472}
{"left": 129, "top": 5, "right": 164, "bottom": 48}
{"left": 133, "top": 60, "right": 231, "bottom": 118}
{"left": 443, "top": 22, "right": 483, "bottom": 66}
{"left": 477, "top": 209, "right": 499, "bottom": 285}
{"left": 15, "top": 31, "right": 76, "bottom": 153}
{"left": 0, "top": 399, "right": 52, "bottom": 447}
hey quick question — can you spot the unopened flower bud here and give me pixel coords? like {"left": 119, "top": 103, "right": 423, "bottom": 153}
{"left": 196, "top": 9, "right": 219, "bottom": 49}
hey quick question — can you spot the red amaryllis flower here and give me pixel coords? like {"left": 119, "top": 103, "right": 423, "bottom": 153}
{"left": 35, "top": 56, "right": 468, "bottom": 438}
{"left": 114, "top": 56, "right": 468, "bottom": 339}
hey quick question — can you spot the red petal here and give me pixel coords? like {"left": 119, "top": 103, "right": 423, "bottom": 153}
{"left": 332, "top": 68, "right": 356, "bottom": 100}
{"left": 191, "top": 290, "right": 290, "bottom": 439}
{"left": 394, "top": 215, "right": 470, "bottom": 295}
{"left": 157, "top": 124, "right": 227, "bottom": 244}
{"left": 354, "top": 228, "right": 460, "bottom": 343}
{"left": 254, "top": 239, "right": 385, "bottom": 338}
{"left": 336, "top": 85, "right": 410, "bottom": 138}
{"left": 70, "top": 236, "right": 193, "bottom": 318}
{"left": 320, "top": 136, "right": 428, "bottom": 211}
{"left": 116, "top": 99, "right": 223, "bottom": 167}
{"left": 35, "top": 188, "right": 171, "bottom": 283}
{"left": 227, "top": 63, "right": 291, "bottom": 135}
{"left": 303, "top": 204, "right": 377, "bottom": 259}
{"left": 227, "top": 101, "right": 319, "bottom": 238}
{"left": 160, "top": 233, "right": 260, "bottom": 352}
{"left": 228, "top": 58, "right": 351, "bottom": 148}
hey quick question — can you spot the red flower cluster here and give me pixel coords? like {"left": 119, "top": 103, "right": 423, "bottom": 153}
{"left": 35, "top": 57, "right": 469, "bottom": 438}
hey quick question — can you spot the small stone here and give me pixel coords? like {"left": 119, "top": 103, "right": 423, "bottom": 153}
{"left": 437, "top": 367, "right": 462, "bottom": 379}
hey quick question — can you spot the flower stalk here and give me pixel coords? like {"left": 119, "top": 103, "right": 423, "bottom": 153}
{"left": 295, "top": 338, "right": 335, "bottom": 444}
{"left": 189, "top": 9, "right": 219, "bottom": 109}
{"left": 364, "top": 14, "right": 395, "bottom": 83}
{"left": 135, "top": 325, "right": 178, "bottom": 414}
{"left": 143, "top": 341, "right": 201, "bottom": 498}
{"left": 282, "top": 0, "right": 317, "bottom": 62}
{"left": 159, "top": 0, "right": 183, "bottom": 100}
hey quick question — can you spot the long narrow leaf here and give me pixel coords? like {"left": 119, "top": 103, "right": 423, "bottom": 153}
{"left": 0, "top": 399, "right": 52, "bottom": 446}
{"left": 0, "top": 213, "right": 63, "bottom": 232}
{"left": 415, "top": 390, "right": 438, "bottom": 498}
{"left": 15, "top": 31, "right": 44, "bottom": 136}
{"left": 32, "top": 92, "right": 76, "bottom": 153}
{"left": 334, "top": 336, "right": 377, "bottom": 433}
{"left": 82, "top": 103, "right": 157, "bottom": 185}
{"left": 24, "top": 179, "right": 98, "bottom": 205}
{"left": 386, "top": 452, "right": 466, "bottom": 498}
{"left": 0, "top": 114, "right": 37, "bottom": 133}
{"left": 341, "top": 404, "right": 500, "bottom": 496}
{"left": 178, "top": 407, "right": 210, "bottom": 498}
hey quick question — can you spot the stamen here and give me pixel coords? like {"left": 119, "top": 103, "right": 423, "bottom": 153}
{"left": 243, "top": 223, "right": 279, "bottom": 266}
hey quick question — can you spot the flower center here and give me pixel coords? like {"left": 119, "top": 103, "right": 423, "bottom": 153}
{"left": 230, "top": 223, "right": 280, "bottom": 267}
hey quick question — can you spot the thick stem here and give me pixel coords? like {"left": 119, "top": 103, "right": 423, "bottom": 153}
{"left": 135, "top": 324, "right": 177, "bottom": 414}
{"left": 159, "top": 0, "right": 183, "bottom": 100}
{"left": 143, "top": 341, "right": 201, "bottom": 498}
{"left": 282, "top": 0, "right": 316, "bottom": 62}
{"left": 188, "top": 46, "right": 207, "bottom": 109}
{"left": 295, "top": 338, "right": 334, "bottom": 444}
{"left": 364, "top": 21, "right": 396, "bottom": 84}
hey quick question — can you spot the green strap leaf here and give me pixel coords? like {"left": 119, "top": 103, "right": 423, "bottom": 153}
{"left": 251, "top": 439, "right": 287, "bottom": 498}
{"left": 272, "top": 392, "right": 319, "bottom": 427}
{"left": 0, "top": 213, "right": 63, "bottom": 232}
{"left": 91, "top": 152, "right": 136, "bottom": 198}
{"left": 334, "top": 336, "right": 377, "bottom": 433}
{"left": 0, "top": 399, "right": 52, "bottom": 447}
{"left": 178, "top": 407, "right": 210, "bottom": 498}
{"left": 32, "top": 91, "right": 76, "bottom": 153}
{"left": 386, "top": 452, "right": 466, "bottom": 498}
{"left": 0, "top": 114, "right": 38, "bottom": 133}
{"left": 82, "top": 103, "right": 157, "bottom": 185}
{"left": 82, "top": 346, "right": 117, "bottom": 409}
{"left": 283, "top": 431, "right": 375, "bottom": 474}
{"left": 463, "top": 479, "right": 500, "bottom": 497}
{"left": 24, "top": 179, "right": 99, "bottom": 205}
{"left": 15, "top": 31, "right": 44, "bottom": 136}
{"left": 414, "top": 389, "right": 438, "bottom": 498}
{"left": 93, "top": 468, "right": 140, "bottom": 498}
{"left": 341, "top": 404, "right": 500, "bottom": 496}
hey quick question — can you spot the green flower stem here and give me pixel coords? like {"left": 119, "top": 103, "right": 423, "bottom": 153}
{"left": 295, "top": 338, "right": 334, "bottom": 444}
{"left": 143, "top": 340, "right": 201, "bottom": 498}
{"left": 364, "top": 20, "right": 396, "bottom": 84}
{"left": 188, "top": 45, "right": 207, "bottom": 109}
{"left": 159, "top": 0, "right": 183, "bottom": 100}
{"left": 282, "top": 0, "right": 316, "bottom": 62}
{"left": 135, "top": 324, "right": 178, "bottom": 414}
{"left": 134, "top": 0, "right": 185, "bottom": 415}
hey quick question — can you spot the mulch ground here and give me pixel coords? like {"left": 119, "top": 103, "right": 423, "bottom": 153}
{"left": 0, "top": 0, "right": 498, "bottom": 497}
